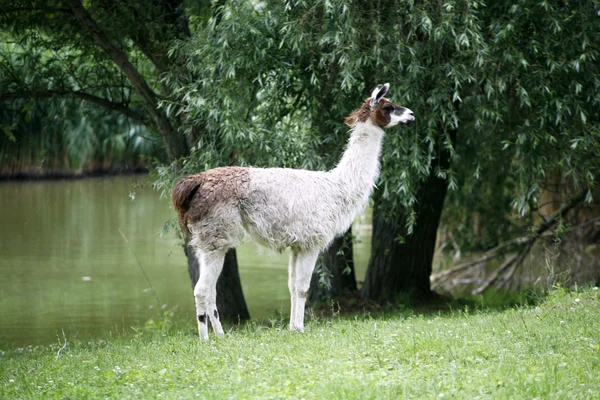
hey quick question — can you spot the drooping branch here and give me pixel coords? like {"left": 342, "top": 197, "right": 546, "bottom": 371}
{"left": 65, "top": 0, "right": 188, "bottom": 161}
{"left": 97, "top": 0, "right": 165, "bottom": 72}
{"left": 129, "top": 0, "right": 191, "bottom": 71}
{"left": 89, "top": 0, "right": 192, "bottom": 73}
{"left": 0, "top": 90, "right": 150, "bottom": 126}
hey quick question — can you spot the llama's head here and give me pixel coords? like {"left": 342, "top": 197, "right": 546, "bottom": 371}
{"left": 344, "top": 83, "right": 415, "bottom": 128}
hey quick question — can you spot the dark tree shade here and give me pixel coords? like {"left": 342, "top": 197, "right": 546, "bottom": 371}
{"left": 362, "top": 130, "right": 456, "bottom": 302}
{"left": 309, "top": 228, "right": 357, "bottom": 304}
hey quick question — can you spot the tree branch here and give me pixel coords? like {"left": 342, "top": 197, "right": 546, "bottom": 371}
{"left": 129, "top": 20, "right": 165, "bottom": 71}
{"left": 65, "top": 0, "right": 187, "bottom": 161}
{"left": 0, "top": 90, "right": 150, "bottom": 126}
{"left": 432, "top": 186, "right": 593, "bottom": 293}
{"left": 96, "top": 0, "right": 165, "bottom": 72}
{"left": 0, "top": 7, "right": 71, "bottom": 14}
{"left": 471, "top": 248, "right": 529, "bottom": 295}
{"left": 431, "top": 236, "right": 529, "bottom": 286}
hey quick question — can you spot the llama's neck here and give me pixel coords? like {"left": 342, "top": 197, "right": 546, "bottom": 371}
{"left": 330, "top": 120, "right": 385, "bottom": 208}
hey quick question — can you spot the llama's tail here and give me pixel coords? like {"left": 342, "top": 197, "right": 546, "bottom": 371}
{"left": 171, "top": 176, "right": 202, "bottom": 237}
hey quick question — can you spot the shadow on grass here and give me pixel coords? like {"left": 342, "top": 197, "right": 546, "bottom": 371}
{"left": 295, "top": 286, "right": 550, "bottom": 324}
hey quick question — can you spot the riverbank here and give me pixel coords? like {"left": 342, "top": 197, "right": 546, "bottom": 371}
{"left": 0, "top": 166, "right": 149, "bottom": 181}
{"left": 1, "top": 287, "right": 598, "bottom": 399}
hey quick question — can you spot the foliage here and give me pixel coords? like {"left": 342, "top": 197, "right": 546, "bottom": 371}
{"left": 163, "top": 0, "right": 600, "bottom": 297}
{"left": 442, "top": 0, "right": 600, "bottom": 252}
{"left": 5, "top": 0, "right": 597, "bottom": 235}
{"left": 0, "top": 0, "right": 195, "bottom": 167}
{"left": 160, "top": 1, "right": 600, "bottom": 294}
{"left": 1, "top": 287, "right": 599, "bottom": 398}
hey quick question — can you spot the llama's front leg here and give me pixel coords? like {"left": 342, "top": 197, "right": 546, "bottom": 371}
{"left": 193, "top": 249, "right": 225, "bottom": 340}
{"left": 290, "top": 249, "right": 319, "bottom": 332}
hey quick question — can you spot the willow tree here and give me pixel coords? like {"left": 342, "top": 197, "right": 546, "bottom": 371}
{"left": 0, "top": 0, "right": 249, "bottom": 320}
{"left": 161, "top": 1, "right": 364, "bottom": 303}
{"left": 361, "top": 0, "right": 599, "bottom": 300}
{"left": 436, "top": 0, "right": 600, "bottom": 292}
{"left": 273, "top": 0, "right": 488, "bottom": 302}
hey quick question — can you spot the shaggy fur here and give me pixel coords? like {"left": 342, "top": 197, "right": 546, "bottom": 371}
{"left": 172, "top": 83, "right": 414, "bottom": 339}
{"left": 345, "top": 98, "right": 403, "bottom": 127}
{"left": 172, "top": 167, "right": 250, "bottom": 238}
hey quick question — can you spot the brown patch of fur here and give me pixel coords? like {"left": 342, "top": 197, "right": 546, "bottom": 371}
{"left": 171, "top": 167, "right": 250, "bottom": 236}
{"left": 344, "top": 99, "right": 371, "bottom": 127}
{"left": 344, "top": 98, "right": 394, "bottom": 128}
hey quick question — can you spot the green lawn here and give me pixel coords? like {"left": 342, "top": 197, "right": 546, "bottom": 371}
{"left": 1, "top": 288, "right": 599, "bottom": 399}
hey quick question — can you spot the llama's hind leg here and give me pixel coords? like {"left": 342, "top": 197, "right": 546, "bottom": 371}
{"left": 288, "top": 250, "right": 298, "bottom": 330}
{"left": 290, "top": 249, "right": 319, "bottom": 332}
{"left": 193, "top": 248, "right": 226, "bottom": 340}
{"left": 207, "top": 262, "right": 224, "bottom": 336}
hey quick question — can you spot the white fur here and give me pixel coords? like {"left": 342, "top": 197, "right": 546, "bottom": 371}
{"left": 241, "top": 121, "right": 383, "bottom": 252}
{"left": 388, "top": 107, "right": 415, "bottom": 127}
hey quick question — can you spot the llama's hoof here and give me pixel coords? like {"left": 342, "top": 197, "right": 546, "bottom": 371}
{"left": 289, "top": 325, "right": 305, "bottom": 333}
{"left": 198, "top": 327, "right": 209, "bottom": 340}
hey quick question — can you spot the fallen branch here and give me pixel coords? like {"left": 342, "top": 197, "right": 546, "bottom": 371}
{"left": 471, "top": 246, "right": 531, "bottom": 295}
{"left": 431, "top": 236, "right": 529, "bottom": 286}
{"left": 432, "top": 187, "right": 592, "bottom": 293}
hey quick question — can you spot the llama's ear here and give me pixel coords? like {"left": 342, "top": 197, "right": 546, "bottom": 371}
{"left": 370, "top": 83, "right": 390, "bottom": 108}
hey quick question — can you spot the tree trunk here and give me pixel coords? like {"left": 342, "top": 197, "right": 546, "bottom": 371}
{"left": 309, "top": 228, "right": 357, "bottom": 303}
{"left": 361, "top": 130, "right": 456, "bottom": 303}
{"left": 360, "top": 183, "right": 447, "bottom": 302}
{"left": 184, "top": 244, "right": 250, "bottom": 322}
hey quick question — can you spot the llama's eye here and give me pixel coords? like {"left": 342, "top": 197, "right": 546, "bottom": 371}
{"left": 383, "top": 104, "right": 395, "bottom": 113}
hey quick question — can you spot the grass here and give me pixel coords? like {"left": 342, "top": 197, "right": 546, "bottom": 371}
{"left": 1, "top": 287, "right": 599, "bottom": 399}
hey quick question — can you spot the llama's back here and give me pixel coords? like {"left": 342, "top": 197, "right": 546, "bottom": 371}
{"left": 239, "top": 167, "right": 356, "bottom": 251}
{"left": 173, "top": 165, "right": 368, "bottom": 252}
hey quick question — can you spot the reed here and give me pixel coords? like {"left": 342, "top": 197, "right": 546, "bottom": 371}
{"left": 0, "top": 99, "right": 162, "bottom": 178}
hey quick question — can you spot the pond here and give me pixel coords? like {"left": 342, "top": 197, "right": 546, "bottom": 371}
{"left": 0, "top": 175, "right": 372, "bottom": 346}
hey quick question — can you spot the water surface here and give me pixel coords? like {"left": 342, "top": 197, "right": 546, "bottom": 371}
{"left": 0, "top": 176, "right": 371, "bottom": 346}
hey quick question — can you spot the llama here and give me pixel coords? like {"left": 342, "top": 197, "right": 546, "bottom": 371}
{"left": 172, "top": 83, "right": 414, "bottom": 339}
